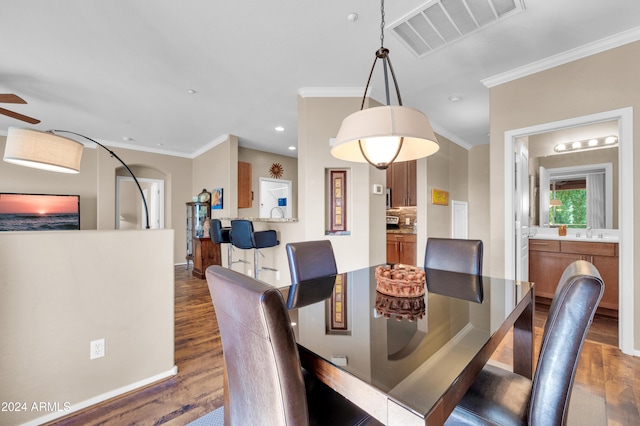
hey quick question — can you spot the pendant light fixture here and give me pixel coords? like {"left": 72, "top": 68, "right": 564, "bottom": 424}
{"left": 331, "top": 0, "right": 439, "bottom": 170}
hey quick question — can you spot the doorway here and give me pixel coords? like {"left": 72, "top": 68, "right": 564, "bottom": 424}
{"left": 258, "top": 178, "right": 292, "bottom": 219}
{"left": 116, "top": 177, "right": 165, "bottom": 229}
{"left": 504, "top": 107, "right": 634, "bottom": 355}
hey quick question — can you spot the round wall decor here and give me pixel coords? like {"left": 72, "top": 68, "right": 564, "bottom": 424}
{"left": 269, "top": 163, "right": 284, "bottom": 179}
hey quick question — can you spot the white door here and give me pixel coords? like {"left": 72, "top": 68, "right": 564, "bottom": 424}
{"left": 515, "top": 138, "right": 530, "bottom": 281}
{"left": 539, "top": 166, "right": 550, "bottom": 227}
{"left": 451, "top": 200, "right": 468, "bottom": 239}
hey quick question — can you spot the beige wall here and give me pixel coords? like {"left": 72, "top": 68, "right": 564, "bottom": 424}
{"left": 489, "top": 41, "right": 640, "bottom": 350}
{"left": 193, "top": 135, "right": 238, "bottom": 219}
{"left": 0, "top": 230, "right": 175, "bottom": 425}
{"left": 415, "top": 134, "right": 473, "bottom": 268}
{"left": 426, "top": 134, "right": 469, "bottom": 238}
{"left": 468, "top": 144, "right": 490, "bottom": 273}
{"left": 298, "top": 96, "right": 386, "bottom": 272}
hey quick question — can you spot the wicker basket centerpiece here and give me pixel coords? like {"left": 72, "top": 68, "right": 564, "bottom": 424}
{"left": 375, "top": 264, "right": 426, "bottom": 298}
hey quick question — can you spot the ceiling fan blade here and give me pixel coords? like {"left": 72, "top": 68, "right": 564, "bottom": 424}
{"left": 0, "top": 94, "right": 27, "bottom": 104}
{"left": 0, "top": 107, "right": 41, "bottom": 124}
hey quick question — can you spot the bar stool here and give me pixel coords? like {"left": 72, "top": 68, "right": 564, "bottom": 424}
{"left": 209, "top": 219, "right": 241, "bottom": 269}
{"left": 230, "top": 219, "right": 280, "bottom": 278}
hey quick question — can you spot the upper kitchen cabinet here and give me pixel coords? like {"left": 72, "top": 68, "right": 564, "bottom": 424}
{"left": 387, "top": 160, "right": 417, "bottom": 207}
{"left": 238, "top": 161, "right": 252, "bottom": 208}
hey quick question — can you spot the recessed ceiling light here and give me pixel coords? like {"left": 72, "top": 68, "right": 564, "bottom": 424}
{"left": 275, "top": 126, "right": 285, "bottom": 132}
{"left": 448, "top": 95, "right": 463, "bottom": 103}
{"left": 187, "top": 89, "right": 197, "bottom": 94}
{"left": 122, "top": 136, "right": 134, "bottom": 141}
{"left": 288, "top": 146, "right": 296, "bottom": 151}
{"left": 347, "top": 12, "right": 358, "bottom": 22}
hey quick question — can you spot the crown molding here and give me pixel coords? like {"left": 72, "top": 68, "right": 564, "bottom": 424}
{"left": 482, "top": 26, "right": 640, "bottom": 88}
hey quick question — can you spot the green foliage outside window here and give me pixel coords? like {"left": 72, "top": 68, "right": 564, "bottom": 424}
{"left": 550, "top": 189, "right": 587, "bottom": 228}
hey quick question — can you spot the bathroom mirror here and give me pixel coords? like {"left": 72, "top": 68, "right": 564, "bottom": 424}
{"left": 528, "top": 121, "right": 619, "bottom": 229}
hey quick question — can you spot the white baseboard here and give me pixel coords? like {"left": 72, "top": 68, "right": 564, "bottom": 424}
{"left": 22, "top": 366, "right": 178, "bottom": 426}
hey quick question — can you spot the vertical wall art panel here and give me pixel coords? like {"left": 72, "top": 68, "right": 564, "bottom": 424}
{"left": 330, "top": 170, "right": 347, "bottom": 233}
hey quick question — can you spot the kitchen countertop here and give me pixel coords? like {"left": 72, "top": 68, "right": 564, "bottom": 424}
{"left": 387, "top": 228, "right": 416, "bottom": 235}
{"left": 220, "top": 217, "right": 298, "bottom": 223}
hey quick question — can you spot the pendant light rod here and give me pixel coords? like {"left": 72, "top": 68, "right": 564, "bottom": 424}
{"left": 52, "top": 130, "right": 151, "bottom": 229}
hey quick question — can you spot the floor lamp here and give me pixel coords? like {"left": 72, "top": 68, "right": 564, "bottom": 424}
{"left": 3, "top": 127, "right": 150, "bottom": 229}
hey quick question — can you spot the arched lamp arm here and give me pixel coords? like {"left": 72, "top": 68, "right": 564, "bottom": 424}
{"left": 52, "top": 130, "right": 150, "bottom": 229}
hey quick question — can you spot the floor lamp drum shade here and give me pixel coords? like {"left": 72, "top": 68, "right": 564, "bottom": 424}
{"left": 331, "top": 105, "right": 439, "bottom": 166}
{"left": 4, "top": 127, "right": 83, "bottom": 173}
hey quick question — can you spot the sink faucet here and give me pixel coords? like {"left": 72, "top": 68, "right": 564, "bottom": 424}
{"left": 270, "top": 206, "right": 284, "bottom": 218}
{"left": 586, "top": 227, "right": 593, "bottom": 238}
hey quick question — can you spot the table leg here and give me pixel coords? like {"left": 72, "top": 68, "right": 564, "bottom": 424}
{"left": 513, "top": 292, "right": 534, "bottom": 379}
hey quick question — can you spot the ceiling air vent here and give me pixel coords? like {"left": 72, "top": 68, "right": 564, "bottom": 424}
{"left": 389, "top": 0, "right": 526, "bottom": 57}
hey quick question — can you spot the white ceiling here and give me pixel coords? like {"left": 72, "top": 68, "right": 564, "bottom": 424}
{"left": 1, "top": 0, "right": 640, "bottom": 159}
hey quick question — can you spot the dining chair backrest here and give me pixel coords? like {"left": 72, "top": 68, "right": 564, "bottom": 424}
{"left": 424, "top": 238, "right": 483, "bottom": 275}
{"left": 205, "top": 265, "right": 309, "bottom": 425}
{"left": 529, "top": 259, "right": 604, "bottom": 425}
{"left": 286, "top": 240, "right": 337, "bottom": 284}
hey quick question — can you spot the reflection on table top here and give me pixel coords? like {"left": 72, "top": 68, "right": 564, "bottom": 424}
{"left": 289, "top": 266, "right": 533, "bottom": 420}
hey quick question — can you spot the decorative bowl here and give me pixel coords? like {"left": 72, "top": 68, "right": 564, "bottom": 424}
{"left": 375, "top": 264, "right": 425, "bottom": 298}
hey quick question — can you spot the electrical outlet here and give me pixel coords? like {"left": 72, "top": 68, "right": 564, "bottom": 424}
{"left": 405, "top": 218, "right": 411, "bottom": 225}
{"left": 90, "top": 338, "right": 105, "bottom": 360}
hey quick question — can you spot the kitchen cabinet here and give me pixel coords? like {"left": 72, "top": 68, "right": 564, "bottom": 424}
{"left": 238, "top": 161, "right": 252, "bottom": 208}
{"left": 386, "top": 160, "right": 417, "bottom": 207}
{"left": 529, "top": 239, "right": 618, "bottom": 315}
{"left": 186, "top": 201, "right": 221, "bottom": 279}
{"left": 387, "top": 233, "right": 417, "bottom": 265}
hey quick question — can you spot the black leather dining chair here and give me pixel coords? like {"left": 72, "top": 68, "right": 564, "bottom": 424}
{"left": 205, "top": 265, "right": 381, "bottom": 426}
{"left": 286, "top": 240, "right": 338, "bottom": 284}
{"left": 424, "top": 238, "right": 483, "bottom": 275}
{"left": 445, "top": 260, "right": 604, "bottom": 426}
{"left": 230, "top": 219, "right": 279, "bottom": 278}
{"left": 285, "top": 240, "right": 338, "bottom": 310}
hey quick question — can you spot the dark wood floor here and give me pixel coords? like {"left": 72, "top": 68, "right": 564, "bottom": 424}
{"left": 47, "top": 266, "right": 639, "bottom": 425}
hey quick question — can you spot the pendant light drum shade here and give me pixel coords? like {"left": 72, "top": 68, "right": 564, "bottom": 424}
{"left": 332, "top": 105, "right": 439, "bottom": 167}
{"left": 4, "top": 127, "right": 83, "bottom": 173}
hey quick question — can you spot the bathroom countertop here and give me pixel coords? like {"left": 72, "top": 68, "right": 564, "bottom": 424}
{"left": 529, "top": 234, "right": 618, "bottom": 243}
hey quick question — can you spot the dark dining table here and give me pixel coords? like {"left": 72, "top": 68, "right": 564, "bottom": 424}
{"left": 287, "top": 266, "right": 535, "bottom": 426}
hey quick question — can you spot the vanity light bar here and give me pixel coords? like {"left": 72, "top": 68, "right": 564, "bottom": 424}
{"left": 554, "top": 135, "right": 618, "bottom": 153}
